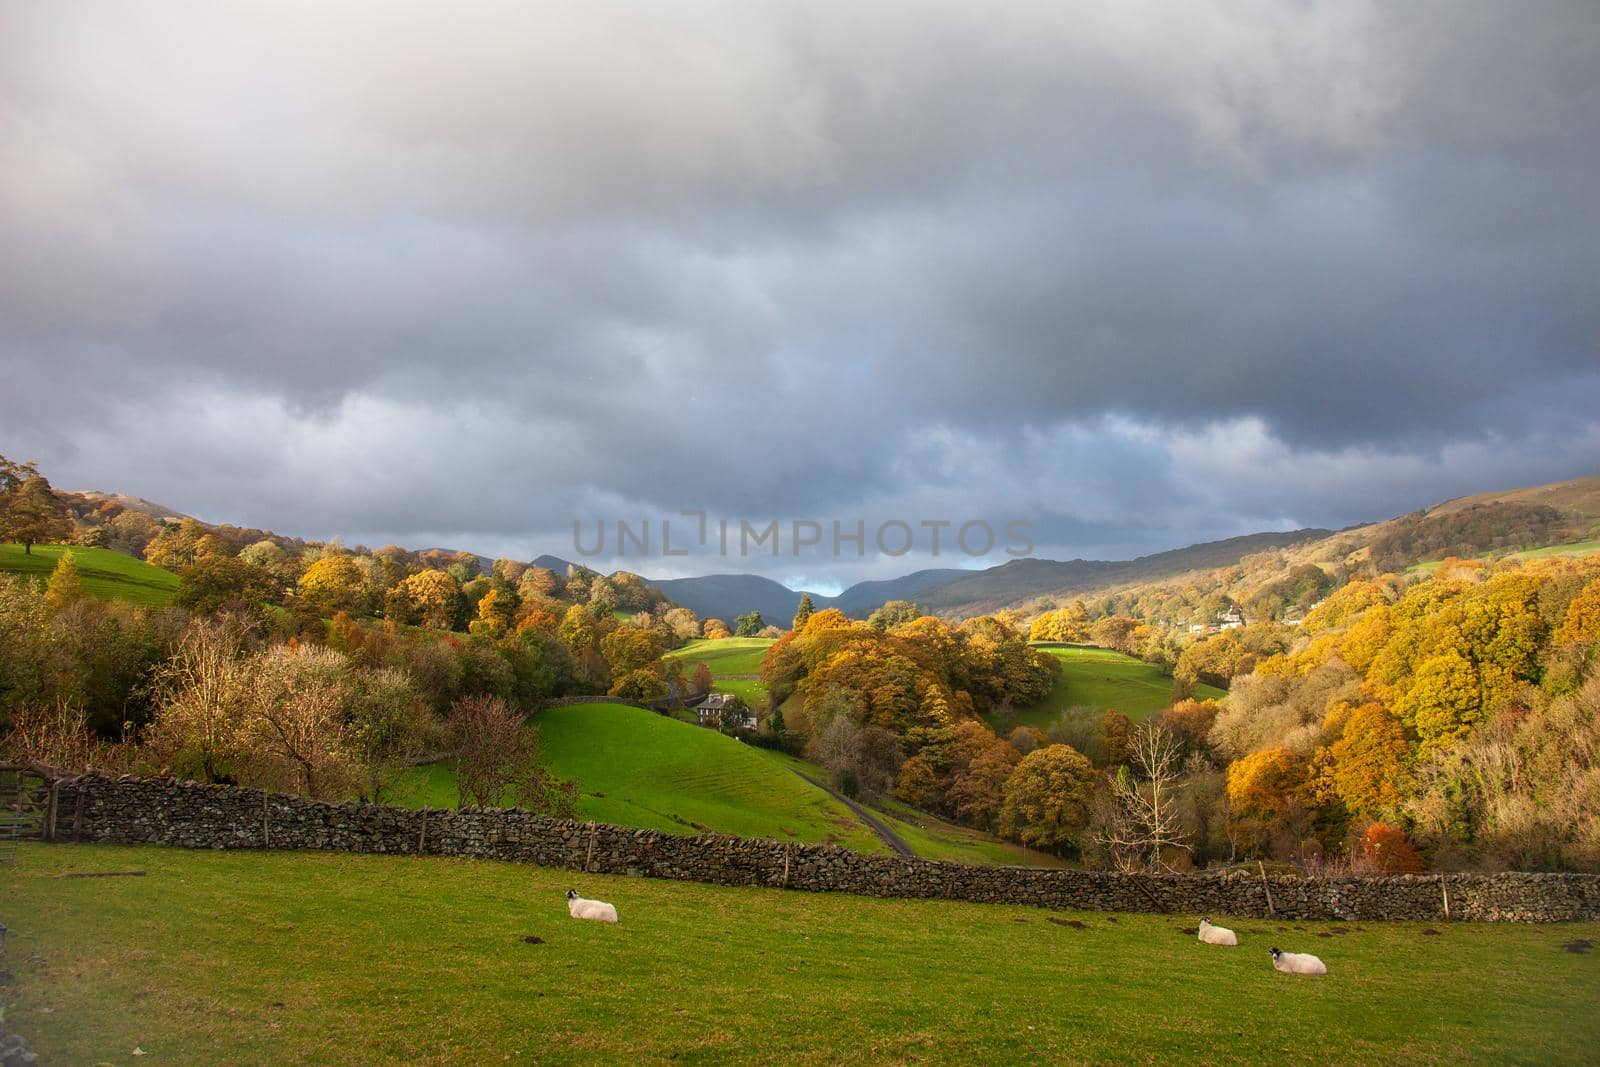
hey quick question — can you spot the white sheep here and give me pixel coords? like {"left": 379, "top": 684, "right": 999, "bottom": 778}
{"left": 1269, "top": 947, "right": 1327, "bottom": 975}
{"left": 566, "top": 888, "right": 618, "bottom": 923}
{"left": 1197, "top": 918, "right": 1238, "bottom": 946}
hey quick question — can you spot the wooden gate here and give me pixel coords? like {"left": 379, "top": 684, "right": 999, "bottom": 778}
{"left": 0, "top": 763, "right": 67, "bottom": 862}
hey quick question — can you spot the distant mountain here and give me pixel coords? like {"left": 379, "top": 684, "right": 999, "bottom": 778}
{"left": 915, "top": 529, "right": 1332, "bottom": 615}
{"left": 532, "top": 554, "right": 575, "bottom": 573}
{"left": 649, "top": 572, "right": 812, "bottom": 625}
{"left": 829, "top": 567, "right": 973, "bottom": 616}
{"left": 644, "top": 531, "right": 1332, "bottom": 625}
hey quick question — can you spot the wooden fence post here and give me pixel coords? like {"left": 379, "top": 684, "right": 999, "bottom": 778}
{"left": 1259, "top": 861, "right": 1277, "bottom": 918}
{"left": 45, "top": 779, "right": 59, "bottom": 842}
{"left": 417, "top": 810, "right": 427, "bottom": 855}
{"left": 1441, "top": 875, "right": 1452, "bottom": 921}
{"left": 261, "top": 793, "right": 270, "bottom": 849}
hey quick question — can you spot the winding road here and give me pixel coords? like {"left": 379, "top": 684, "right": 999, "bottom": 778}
{"left": 790, "top": 769, "right": 916, "bottom": 858}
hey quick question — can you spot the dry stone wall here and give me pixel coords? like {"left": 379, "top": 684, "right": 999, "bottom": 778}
{"left": 46, "top": 774, "right": 1600, "bottom": 923}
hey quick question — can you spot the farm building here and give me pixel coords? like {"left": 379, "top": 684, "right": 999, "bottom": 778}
{"left": 695, "top": 693, "right": 756, "bottom": 730}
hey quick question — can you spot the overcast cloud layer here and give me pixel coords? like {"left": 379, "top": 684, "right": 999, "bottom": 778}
{"left": 3, "top": 1, "right": 1598, "bottom": 590}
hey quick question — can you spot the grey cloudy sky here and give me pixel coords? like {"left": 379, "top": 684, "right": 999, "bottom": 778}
{"left": 3, "top": 1, "right": 1598, "bottom": 591}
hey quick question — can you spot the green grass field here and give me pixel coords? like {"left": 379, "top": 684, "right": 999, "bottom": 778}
{"left": 1001, "top": 646, "right": 1224, "bottom": 730}
{"left": 0, "top": 542, "right": 179, "bottom": 605}
{"left": 664, "top": 637, "right": 774, "bottom": 676}
{"left": 396, "top": 702, "right": 884, "bottom": 853}
{"left": 4, "top": 844, "right": 1596, "bottom": 1065}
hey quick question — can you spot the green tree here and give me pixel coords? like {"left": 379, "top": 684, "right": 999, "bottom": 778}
{"left": 734, "top": 611, "right": 765, "bottom": 637}
{"left": 175, "top": 555, "right": 279, "bottom": 614}
{"left": 792, "top": 593, "right": 815, "bottom": 632}
{"left": 867, "top": 599, "right": 920, "bottom": 631}
{"left": 1, "top": 476, "right": 72, "bottom": 554}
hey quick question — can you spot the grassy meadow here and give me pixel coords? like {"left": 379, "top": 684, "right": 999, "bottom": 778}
{"left": 664, "top": 637, "right": 774, "bottom": 676}
{"left": 4, "top": 843, "right": 1597, "bottom": 1065}
{"left": 0, "top": 542, "right": 179, "bottom": 605}
{"left": 396, "top": 702, "right": 884, "bottom": 853}
{"left": 1002, "top": 646, "right": 1224, "bottom": 730}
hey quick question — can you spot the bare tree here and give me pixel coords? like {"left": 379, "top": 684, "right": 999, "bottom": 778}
{"left": 447, "top": 695, "right": 577, "bottom": 817}
{"left": 1100, "top": 722, "right": 1193, "bottom": 872}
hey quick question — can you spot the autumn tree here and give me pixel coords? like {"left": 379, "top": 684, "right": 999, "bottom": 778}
{"left": 690, "top": 661, "right": 713, "bottom": 695}
{"left": 703, "top": 617, "right": 732, "bottom": 640}
{"left": 1225, "top": 746, "right": 1312, "bottom": 855}
{"left": 472, "top": 586, "right": 515, "bottom": 636}
{"left": 0, "top": 476, "right": 71, "bottom": 554}
{"left": 1357, "top": 822, "right": 1425, "bottom": 873}
{"left": 447, "top": 694, "right": 576, "bottom": 816}
{"left": 662, "top": 606, "right": 701, "bottom": 643}
{"left": 1029, "top": 602, "right": 1091, "bottom": 643}
{"left": 1315, "top": 701, "right": 1411, "bottom": 819}
{"left": 298, "top": 555, "right": 368, "bottom": 616}
{"left": 998, "top": 744, "right": 1099, "bottom": 855}
{"left": 1098, "top": 710, "right": 1134, "bottom": 767}
{"left": 402, "top": 569, "right": 463, "bottom": 630}
{"left": 894, "top": 753, "right": 941, "bottom": 808}
{"left": 1160, "top": 699, "right": 1220, "bottom": 754}
{"left": 44, "top": 550, "right": 86, "bottom": 610}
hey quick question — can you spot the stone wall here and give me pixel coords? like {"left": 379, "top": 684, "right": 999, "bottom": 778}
{"left": 44, "top": 774, "right": 1600, "bottom": 923}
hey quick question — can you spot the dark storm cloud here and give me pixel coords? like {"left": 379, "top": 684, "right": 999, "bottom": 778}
{"left": 1, "top": 1, "right": 1597, "bottom": 583}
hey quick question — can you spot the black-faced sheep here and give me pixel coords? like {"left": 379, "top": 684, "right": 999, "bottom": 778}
{"left": 1269, "top": 947, "right": 1327, "bottom": 974}
{"left": 566, "top": 888, "right": 619, "bottom": 923}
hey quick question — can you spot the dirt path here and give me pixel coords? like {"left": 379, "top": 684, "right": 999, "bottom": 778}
{"left": 791, "top": 770, "right": 916, "bottom": 858}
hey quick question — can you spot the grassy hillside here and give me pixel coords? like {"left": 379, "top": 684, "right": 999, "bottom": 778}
{"left": 1000, "top": 646, "right": 1224, "bottom": 730}
{"left": 397, "top": 702, "right": 883, "bottom": 852}
{"left": 664, "top": 636, "right": 774, "bottom": 675}
{"left": 0, "top": 543, "right": 179, "bottom": 605}
{"left": 6, "top": 844, "right": 1597, "bottom": 1064}
{"left": 1410, "top": 538, "right": 1600, "bottom": 574}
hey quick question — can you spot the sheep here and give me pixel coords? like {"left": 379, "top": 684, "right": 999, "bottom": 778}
{"left": 1197, "top": 918, "right": 1239, "bottom": 946}
{"left": 1269, "top": 947, "right": 1327, "bottom": 975}
{"left": 565, "top": 888, "right": 618, "bottom": 923}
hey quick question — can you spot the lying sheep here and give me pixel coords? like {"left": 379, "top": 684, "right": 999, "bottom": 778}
{"left": 1269, "top": 947, "right": 1327, "bottom": 975}
{"left": 566, "top": 888, "right": 618, "bottom": 923}
{"left": 1197, "top": 918, "right": 1238, "bottom": 946}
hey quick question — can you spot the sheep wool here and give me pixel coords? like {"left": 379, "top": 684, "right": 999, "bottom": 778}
{"left": 566, "top": 889, "right": 619, "bottom": 923}
{"left": 1269, "top": 948, "right": 1327, "bottom": 975}
{"left": 1197, "top": 919, "right": 1238, "bottom": 947}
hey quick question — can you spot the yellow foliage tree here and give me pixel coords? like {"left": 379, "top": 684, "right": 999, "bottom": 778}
{"left": 997, "top": 744, "right": 1099, "bottom": 854}
{"left": 1315, "top": 702, "right": 1411, "bottom": 818}
{"left": 298, "top": 555, "right": 367, "bottom": 615}
{"left": 400, "top": 569, "right": 460, "bottom": 630}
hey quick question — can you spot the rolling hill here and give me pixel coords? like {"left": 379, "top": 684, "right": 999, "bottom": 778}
{"left": 0, "top": 543, "right": 180, "bottom": 605}
{"left": 1001, "top": 647, "right": 1227, "bottom": 731}
{"left": 398, "top": 702, "right": 886, "bottom": 851}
